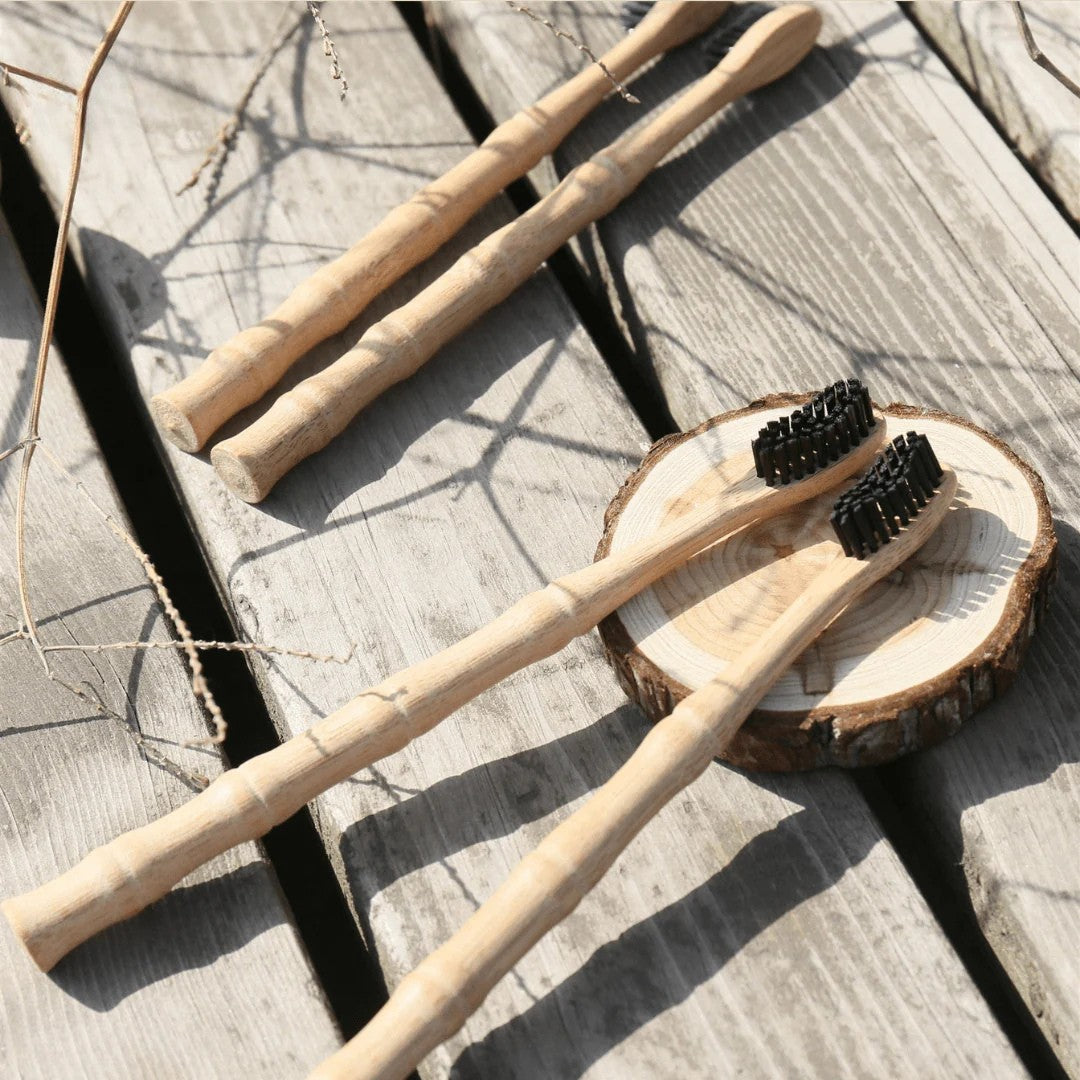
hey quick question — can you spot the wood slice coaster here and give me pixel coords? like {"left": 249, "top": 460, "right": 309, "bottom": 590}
{"left": 597, "top": 396, "right": 1057, "bottom": 771}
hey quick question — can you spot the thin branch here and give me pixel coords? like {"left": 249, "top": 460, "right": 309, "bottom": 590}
{"left": 307, "top": 1, "right": 349, "bottom": 102}
{"left": 176, "top": 7, "right": 300, "bottom": 197}
{"left": 0, "top": 62, "right": 79, "bottom": 96}
{"left": 0, "top": 436, "right": 39, "bottom": 466}
{"left": 36, "top": 441, "right": 228, "bottom": 747}
{"left": 505, "top": 1, "right": 639, "bottom": 104}
{"left": 43, "top": 639, "right": 356, "bottom": 664}
{"left": 49, "top": 674, "right": 209, "bottom": 791}
{"left": 15, "top": 0, "right": 135, "bottom": 667}
{"left": 1011, "top": 1, "right": 1080, "bottom": 99}
{"left": 1, "top": 0, "right": 358, "bottom": 775}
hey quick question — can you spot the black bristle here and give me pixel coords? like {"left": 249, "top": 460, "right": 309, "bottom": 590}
{"left": 751, "top": 377, "right": 878, "bottom": 487}
{"left": 619, "top": 1, "right": 656, "bottom": 33}
{"left": 830, "top": 433, "right": 945, "bottom": 559}
{"left": 700, "top": 2, "right": 774, "bottom": 63}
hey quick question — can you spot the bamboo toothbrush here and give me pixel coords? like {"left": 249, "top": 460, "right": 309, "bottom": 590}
{"left": 150, "top": 1, "right": 732, "bottom": 453}
{"left": 3, "top": 380, "right": 881, "bottom": 971}
{"left": 210, "top": 4, "right": 823, "bottom": 502}
{"left": 307, "top": 434, "right": 958, "bottom": 1080}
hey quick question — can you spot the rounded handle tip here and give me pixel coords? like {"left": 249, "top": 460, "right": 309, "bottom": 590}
{"left": 2, "top": 895, "right": 63, "bottom": 973}
{"left": 720, "top": 3, "right": 823, "bottom": 93}
{"left": 151, "top": 391, "right": 205, "bottom": 453}
{"left": 211, "top": 440, "right": 272, "bottom": 503}
{"left": 210, "top": 384, "right": 340, "bottom": 502}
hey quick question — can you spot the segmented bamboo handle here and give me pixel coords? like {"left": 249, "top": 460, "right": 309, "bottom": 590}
{"left": 309, "top": 470, "right": 958, "bottom": 1080}
{"left": 0, "top": 432, "right": 881, "bottom": 972}
{"left": 149, "top": 2, "right": 731, "bottom": 452}
{"left": 211, "top": 4, "right": 824, "bottom": 502}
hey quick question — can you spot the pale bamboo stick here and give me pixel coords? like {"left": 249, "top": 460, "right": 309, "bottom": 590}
{"left": 210, "top": 4, "right": 824, "bottom": 502}
{"left": 308, "top": 468, "right": 959, "bottom": 1080}
{"left": 150, "top": 1, "right": 732, "bottom": 452}
{"left": 1, "top": 419, "right": 884, "bottom": 973}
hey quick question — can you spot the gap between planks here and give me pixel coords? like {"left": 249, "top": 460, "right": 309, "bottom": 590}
{"left": 0, "top": 95, "right": 388, "bottom": 1041}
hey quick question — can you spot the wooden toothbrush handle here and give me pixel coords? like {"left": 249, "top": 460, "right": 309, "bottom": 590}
{"left": 308, "top": 470, "right": 958, "bottom": 1080}
{"left": 308, "top": 693, "right": 747, "bottom": 1080}
{"left": 211, "top": 4, "right": 823, "bottom": 502}
{"left": 2, "top": 428, "right": 884, "bottom": 974}
{"left": 0, "top": 456, "right": 774, "bottom": 973}
{"left": 306, "top": 556, "right": 867, "bottom": 1080}
{"left": 3, "top": 435, "right": 881, "bottom": 973}
{"left": 150, "top": 2, "right": 731, "bottom": 452}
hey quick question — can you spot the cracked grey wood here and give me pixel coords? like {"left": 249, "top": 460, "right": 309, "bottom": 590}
{"left": 911, "top": 0, "right": 1080, "bottom": 220}
{"left": 0, "top": 216, "right": 342, "bottom": 1077}
{"left": 0, "top": 2, "right": 1027, "bottom": 1077}
{"left": 430, "top": 1, "right": 1080, "bottom": 1072}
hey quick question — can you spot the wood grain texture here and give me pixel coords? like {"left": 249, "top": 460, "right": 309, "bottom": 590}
{"left": 911, "top": 0, "right": 1080, "bottom": 220}
{"left": 0, "top": 218, "right": 342, "bottom": 1075}
{"left": 430, "top": 0, "right": 1080, "bottom": 1069}
{"left": 0, "top": 2, "right": 1026, "bottom": 1077}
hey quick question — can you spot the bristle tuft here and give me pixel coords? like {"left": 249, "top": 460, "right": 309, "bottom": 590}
{"left": 830, "top": 432, "right": 945, "bottom": 559}
{"left": 701, "top": 2, "right": 774, "bottom": 62}
{"left": 751, "top": 377, "right": 876, "bottom": 487}
{"left": 619, "top": 1, "right": 655, "bottom": 32}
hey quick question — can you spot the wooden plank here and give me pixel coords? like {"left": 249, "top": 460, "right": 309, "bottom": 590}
{"left": 911, "top": 0, "right": 1080, "bottom": 220}
{"left": 0, "top": 2, "right": 1026, "bottom": 1077}
{"left": 429, "top": 0, "right": 1080, "bottom": 1071}
{"left": 0, "top": 216, "right": 343, "bottom": 1076}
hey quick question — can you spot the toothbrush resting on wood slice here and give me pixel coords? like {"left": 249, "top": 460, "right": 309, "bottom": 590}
{"left": 3, "top": 380, "right": 879, "bottom": 971}
{"left": 210, "top": 3, "right": 823, "bottom": 502}
{"left": 308, "top": 434, "right": 958, "bottom": 1080}
{"left": 150, "top": 1, "right": 732, "bottom": 452}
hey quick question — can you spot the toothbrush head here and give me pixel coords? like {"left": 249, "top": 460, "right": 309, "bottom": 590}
{"left": 830, "top": 432, "right": 945, "bottom": 558}
{"left": 751, "top": 378, "right": 876, "bottom": 487}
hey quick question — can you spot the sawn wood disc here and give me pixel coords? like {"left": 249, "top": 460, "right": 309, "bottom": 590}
{"left": 596, "top": 396, "right": 1057, "bottom": 771}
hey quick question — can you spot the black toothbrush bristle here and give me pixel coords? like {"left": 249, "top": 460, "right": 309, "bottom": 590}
{"left": 701, "top": 2, "right": 774, "bottom": 62}
{"left": 751, "top": 378, "right": 876, "bottom": 487}
{"left": 830, "top": 433, "right": 945, "bottom": 559}
{"left": 620, "top": 1, "right": 656, "bottom": 32}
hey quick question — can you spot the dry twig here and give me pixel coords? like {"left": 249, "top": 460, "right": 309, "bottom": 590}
{"left": 2, "top": 437, "right": 358, "bottom": 771}
{"left": 178, "top": 2, "right": 349, "bottom": 198}
{"left": 37, "top": 441, "right": 228, "bottom": 746}
{"left": 14, "top": 1, "right": 135, "bottom": 669}
{"left": 0, "top": 62, "right": 78, "bottom": 96}
{"left": 1012, "top": 1, "right": 1080, "bottom": 99}
{"left": 176, "top": 7, "right": 300, "bottom": 198}
{"left": 0, "top": 0, "right": 360, "bottom": 781}
{"left": 504, "top": 1, "right": 639, "bottom": 104}
{"left": 54, "top": 674, "right": 211, "bottom": 791}
{"left": 307, "top": 1, "right": 349, "bottom": 101}
{"left": 0, "top": 0, "right": 230, "bottom": 766}
{"left": 43, "top": 639, "right": 355, "bottom": 663}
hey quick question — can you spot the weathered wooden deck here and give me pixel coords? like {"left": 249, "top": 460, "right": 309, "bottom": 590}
{"left": 0, "top": 2, "right": 1076, "bottom": 1078}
